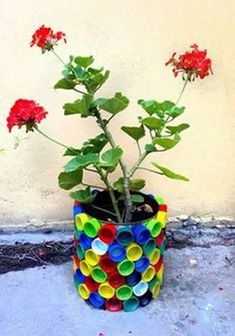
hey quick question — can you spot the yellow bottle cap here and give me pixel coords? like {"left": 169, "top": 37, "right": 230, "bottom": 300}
{"left": 142, "top": 265, "right": 155, "bottom": 282}
{"left": 80, "top": 260, "right": 92, "bottom": 276}
{"left": 78, "top": 284, "right": 90, "bottom": 300}
{"left": 75, "top": 213, "right": 90, "bottom": 230}
{"left": 98, "top": 282, "right": 115, "bottom": 299}
{"left": 149, "top": 248, "right": 161, "bottom": 265}
{"left": 156, "top": 211, "right": 167, "bottom": 228}
{"left": 126, "top": 243, "right": 143, "bottom": 261}
{"left": 85, "top": 249, "right": 100, "bottom": 266}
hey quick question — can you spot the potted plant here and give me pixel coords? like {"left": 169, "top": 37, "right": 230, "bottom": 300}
{"left": 6, "top": 25, "right": 212, "bottom": 312}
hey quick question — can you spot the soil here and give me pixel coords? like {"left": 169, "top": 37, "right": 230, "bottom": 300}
{"left": 82, "top": 190, "right": 159, "bottom": 223}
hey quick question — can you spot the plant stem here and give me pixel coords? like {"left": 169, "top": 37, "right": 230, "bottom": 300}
{"left": 95, "top": 165, "right": 122, "bottom": 223}
{"left": 51, "top": 49, "right": 66, "bottom": 66}
{"left": 129, "top": 151, "right": 148, "bottom": 178}
{"left": 176, "top": 77, "right": 189, "bottom": 105}
{"left": 137, "top": 141, "right": 142, "bottom": 156}
{"left": 35, "top": 127, "right": 68, "bottom": 149}
{"left": 94, "top": 110, "right": 132, "bottom": 223}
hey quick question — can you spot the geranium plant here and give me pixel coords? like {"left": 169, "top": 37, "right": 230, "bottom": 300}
{"left": 7, "top": 26, "right": 212, "bottom": 224}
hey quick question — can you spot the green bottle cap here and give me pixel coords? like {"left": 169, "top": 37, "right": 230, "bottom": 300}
{"left": 116, "top": 285, "right": 133, "bottom": 301}
{"left": 84, "top": 218, "right": 102, "bottom": 238}
{"left": 143, "top": 238, "right": 156, "bottom": 256}
{"left": 123, "top": 296, "right": 140, "bottom": 312}
{"left": 91, "top": 266, "right": 107, "bottom": 283}
{"left": 117, "top": 259, "right": 135, "bottom": 276}
{"left": 146, "top": 219, "right": 162, "bottom": 237}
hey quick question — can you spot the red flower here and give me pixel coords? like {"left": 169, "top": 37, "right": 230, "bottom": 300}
{"left": 166, "top": 44, "right": 213, "bottom": 80}
{"left": 30, "top": 25, "right": 66, "bottom": 53}
{"left": 7, "top": 99, "right": 47, "bottom": 132}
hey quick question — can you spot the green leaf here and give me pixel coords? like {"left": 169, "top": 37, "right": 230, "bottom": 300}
{"left": 63, "top": 147, "right": 81, "bottom": 156}
{"left": 153, "top": 134, "right": 181, "bottom": 150}
{"left": 99, "top": 147, "right": 123, "bottom": 172}
{"left": 166, "top": 123, "right": 190, "bottom": 135}
{"left": 98, "top": 92, "right": 129, "bottom": 114}
{"left": 86, "top": 70, "right": 110, "bottom": 92}
{"left": 145, "top": 144, "right": 155, "bottom": 153}
{"left": 54, "top": 78, "right": 76, "bottom": 90}
{"left": 74, "top": 56, "right": 94, "bottom": 68}
{"left": 131, "top": 194, "right": 144, "bottom": 203}
{"left": 166, "top": 106, "right": 185, "bottom": 118}
{"left": 82, "top": 134, "right": 108, "bottom": 154}
{"left": 151, "top": 162, "right": 189, "bottom": 181}
{"left": 138, "top": 99, "right": 176, "bottom": 118}
{"left": 58, "top": 169, "right": 83, "bottom": 190}
{"left": 63, "top": 94, "right": 93, "bottom": 117}
{"left": 140, "top": 117, "right": 163, "bottom": 130}
{"left": 87, "top": 67, "right": 103, "bottom": 75}
{"left": 64, "top": 153, "right": 99, "bottom": 172}
{"left": 121, "top": 125, "right": 145, "bottom": 141}
{"left": 114, "top": 178, "right": 145, "bottom": 193}
{"left": 70, "top": 187, "right": 95, "bottom": 203}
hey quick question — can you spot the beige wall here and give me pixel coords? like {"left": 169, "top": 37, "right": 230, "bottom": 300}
{"left": 1, "top": 0, "right": 235, "bottom": 227}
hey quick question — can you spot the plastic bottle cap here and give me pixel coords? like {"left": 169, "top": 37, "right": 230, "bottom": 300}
{"left": 159, "top": 204, "right": 167, "bottom": 212}
{"left": 116, "top": 285, "right": 133, "bottom": 301}
{"left": 156, "top": 211, "right": 167, "bottom": 228}
{"left": 105, "top": 297, "right": 122, "bottom": 312}
{"left": 139, "top": 290, "right": 153, "bottom": 307}
{"left": 108, "top": 272, "right": 125, "bottom": 288}
{"left": 117, "top": 259, "right": 135, "bottom": 276}
{"left": 132, "top": 280, "right": 148, "bottom": 297}
{"left": 85, "top": 276, "right": 100, "bottom": 292}
{"left": 146, "top": 219, "right": 162, "bottom": 238}
{"left": 98, "top": 224, "right": 117, "bottom": 244}
{"left": 142, "top": 265, "right": 155, "bottom": 282}
{"left": 73, "top": 253, "right": 80, "bottom": 268}
{"left": 123, "top": 296, "right": 140, "bottom": 312}
{"left": 133, "top": 224, "right": 151, "bottom": 245}
{"left": 126, "top": 271, "right": 142, "bottom": 287}
{"left": 76, "top": 213, "right": 90, "bottom": 230}
{"left": 99, "top": 255, "right": 116, "bottom": 273}
{"left": 126, "top": 243, "right": 143, "bottom": 261}
{"left": 91, "top": 238, "right": 108, "bottom": 256}
{"left": 108, "top": 242, "right": 126, "bottom": 262}
{"left": 76, "top": 244, "right": 85, "bottom": 259}
{"left": 74, "top": 226, "right": 81, "bottom": 240}
{"left": 156, "top": 263, "right": 164, "bottom": 280}
{"left": 155, "top": 231, "right": 165, "bottom": 247}
{"left": 84, "top": 219, "right": 101, "bottom": 238}
{"left": 79, "top": 233, "right": 92, "bottom": 250}
{"left": 148, "top": 275, "right": 159, "bottom": 291}
{"left": 116, "top": 227, "right": 134, "bottom": 246}
{"left": 91, "top": 266, "right": 107, "bottom": 283}
{"left": 154, "top": 256, "right": 163, "bottom": 272}
{"left": 80, "top": 260, "right": 92, "bottom": 276}
{"left": 143, "top": 238, "right": 156, "bottom": 256}
{"left": 75, "top": 268, "right": 85, "bottom": 283}
{"left": 98, "top": 282, "right": 115, "bottom": 299}
{"left": 155, "top": 195, "right": 165, "bottom": 205}
{"left": 160, "top": 240, "right": 167, "bottom": 254}
{"left": 85, "top": 249, "right": 100, "bottom": 266}
{"left": 149, "top": 248, "right": 161, "bottom": 265}
{"left": 151, "top": 283, "right": 161, "bottom": 299}
{"left": 73, "top": 205, "right": 83, "bottom": 217}
{"left": 134, "top": 256, "right": 150, "bottom": 273}
{"left": 78, "top": 284, "right": 90, "bottom": 300}
{"left": 89, "top": 292, "right": 105, "bottom": 308}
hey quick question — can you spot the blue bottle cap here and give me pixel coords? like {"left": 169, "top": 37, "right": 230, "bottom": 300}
{"left": 116, "top": 227, "right": 134, "bottom": 246}
{"left": 123, "top": 296, "right": 140, "bottom": 312}
{"left": 91, "top": 189, "right": 100, "bottom": 195}
{"left": 80, "top": 233, "right": 92, "bottom": 250}
{"left": 126, "top": 270, "right": 142, "bottom": 287}
{"left": 135, "top": 256, "right": 150, "bottom": 273}
{"left": 89, "top": 291, "right": 105, "bottom": 309}
{"left": 108, "top": 242, "right": 126, "bottom": 262}
{"left": 133, "top": 224, "right": 151, "bottom": 245}
{"left": 139, "top": 290, "right": 153, "bottom": 307}
{"left": 73, "top": 205, "right": 83, "bottom": 217}
{"left": 75, "top": 269, "right": 85, "bottom": 283}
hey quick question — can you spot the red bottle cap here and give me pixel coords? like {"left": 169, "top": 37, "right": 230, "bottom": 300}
{"left": 108, "top": 272, "right": 125, "bottom": 288}
{"left": 105, "top": 296, "right": 122, "bottom": 312}
{"left": 73, "top": 253, "right": 80, "bottom": 267}
{"left": 99, "top": 254, "right": 117, "bottom": 273}
{"left": 74, "top": 200, "right": 81, "bottom": 206}
{"left": 155, "top": 231, "right": 165, "bottom": 247}
{"left": 98, "top": 224, "right": 117, "bottom": 244}
{"left": 85, "top": 276, "right": 100, "bottom": 292}
{"left": 154, "top": 256, "right": 163, "bottom": 272}
{"left": 159, "top": 204, "right": 167, "bottom": 212}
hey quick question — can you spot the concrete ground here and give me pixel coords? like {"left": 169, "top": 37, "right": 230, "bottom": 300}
{"left": 1, "top": 245, "right": 234, "bottom": 336}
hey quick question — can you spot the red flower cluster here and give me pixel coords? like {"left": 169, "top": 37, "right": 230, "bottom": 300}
{"left": 7, "top": 99, "right": 47, "bottom": 132}
{"left": 166, "top": 44, "right": 213, "bottom": 80}
{"left": 30, "top": 25, "right": 66, "bottom": 53}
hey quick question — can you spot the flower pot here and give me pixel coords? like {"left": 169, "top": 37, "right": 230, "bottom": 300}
{"left": 73, "top": 192, "right": 167, "bottom": 312}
